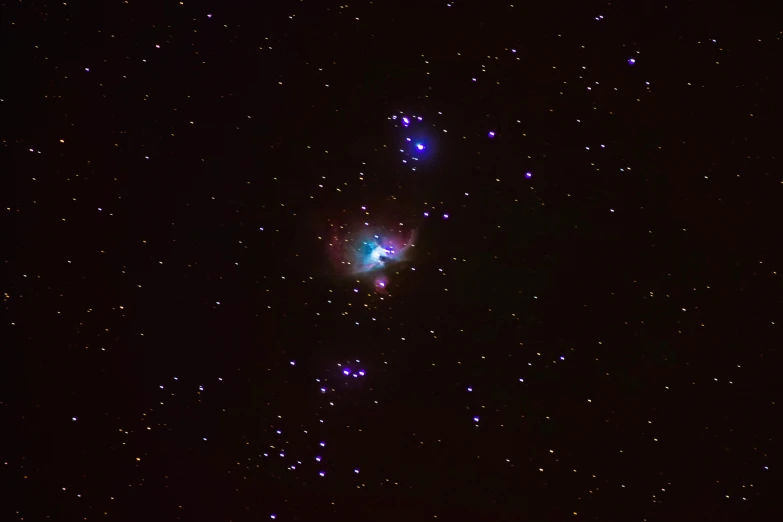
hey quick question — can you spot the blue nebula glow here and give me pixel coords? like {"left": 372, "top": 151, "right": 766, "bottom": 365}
{"left": 628, "top": 58, "right": 636, "bottom": 64}
{"left": 354, "top": 235, "right": 406, "bottom": 273}
{"left": 488, "top": 131, "right": 496, "bottom": 138}
{"left": 329, "top": 224, "right": 416, "bottom": 291}
{"left": 525, "top": 172, "right": 532, "bottom": 179}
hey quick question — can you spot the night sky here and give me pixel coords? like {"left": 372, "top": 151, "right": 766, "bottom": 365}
{"left": 5, "top": 1, "right": 781, "bottom": 521}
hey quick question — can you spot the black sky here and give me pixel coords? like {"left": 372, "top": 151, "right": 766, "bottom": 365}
{"left": 4, "top": 1, "right": 781, "bottom": 521}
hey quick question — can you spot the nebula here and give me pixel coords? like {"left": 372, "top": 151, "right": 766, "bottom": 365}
{"left": 354, "top": 234, "right": 404, "bottom": 273}
{"left": 327, "top": 223, "right": 416, "bottom": 288}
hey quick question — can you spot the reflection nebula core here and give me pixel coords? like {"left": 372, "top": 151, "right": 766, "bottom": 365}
{"left": 328, "top": 225, "right": 416, "bottom": 292}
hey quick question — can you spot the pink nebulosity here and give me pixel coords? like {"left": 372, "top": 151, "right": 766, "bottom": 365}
{"left": 374, "top": 277, "right": 388, "bottom": 294}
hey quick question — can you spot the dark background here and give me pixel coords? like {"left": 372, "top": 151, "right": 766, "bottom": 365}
{"left": 4, "top": 1, "right": 780, "bottom": 520}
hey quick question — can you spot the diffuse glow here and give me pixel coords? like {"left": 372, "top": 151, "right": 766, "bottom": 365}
{"left": 327, "top": 222, "right": 416, "bottom": 292}
{"left": 352, "top": 229, "right": 415, "bottom": 275}
{"left": 356, "top": 235, "right": 399, "bottom": 273}
{"left": 330, "top": 226, "right": 415, "bottom": 275}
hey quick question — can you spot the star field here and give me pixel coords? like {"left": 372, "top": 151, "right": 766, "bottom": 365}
{"left": 4, "top": 1, "right": 781, "bottom": 521}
